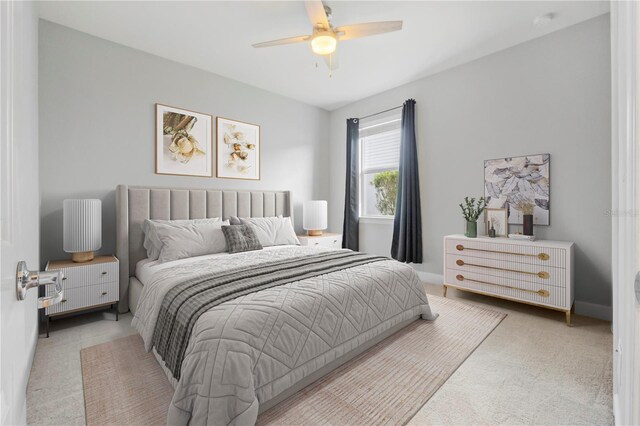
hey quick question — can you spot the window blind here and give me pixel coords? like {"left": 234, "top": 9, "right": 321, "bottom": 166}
{"left": 361, "top": 129, "right": 401, "bottom": 171}
{"left": 360, "top": 107, "right": 401, "bottom": 172}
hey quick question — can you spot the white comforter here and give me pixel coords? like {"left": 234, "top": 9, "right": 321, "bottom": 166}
{"left": 132, "top": 246, "right": 436, "bottom": 425}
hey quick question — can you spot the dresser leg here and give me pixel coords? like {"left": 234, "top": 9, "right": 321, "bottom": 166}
{"left": 46, "top": 316, "right": 50, "bottom": 338}
{"left": 443, "top": 285, "right": 448, "bottom": 298}
{"left": 565, "top": 310, "right": 572, "bottom": 327}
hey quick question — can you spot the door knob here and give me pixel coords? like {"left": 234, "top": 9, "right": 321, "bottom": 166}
{"left": 16, "top": 261, "right": 64, "bottom": 309}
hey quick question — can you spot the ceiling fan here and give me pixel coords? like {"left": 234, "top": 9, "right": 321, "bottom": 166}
{"left": 252, "top": 0, "right": 402, "bottom": 75}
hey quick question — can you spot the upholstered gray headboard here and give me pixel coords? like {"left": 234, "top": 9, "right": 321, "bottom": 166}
{"left": 115, "top": 184, "right": 293, "bottom": 312}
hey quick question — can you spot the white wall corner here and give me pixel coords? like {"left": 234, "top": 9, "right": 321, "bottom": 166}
{"left": 415, "top": 271, "right": 444, "bottom": 285}
{"left": 574, "top": 300, "right": 612, "bottom": 322}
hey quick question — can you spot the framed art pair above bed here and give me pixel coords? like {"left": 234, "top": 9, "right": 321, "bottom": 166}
{"left": 155, "top": 104, "right": 261, "bottom": 180}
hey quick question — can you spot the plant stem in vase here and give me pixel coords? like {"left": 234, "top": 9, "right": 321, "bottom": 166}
{"left": 465, "top": 221, "right": 478, "bottom": 238}
{"left": 459, "top": 196, "right": 486, "bottom": 239}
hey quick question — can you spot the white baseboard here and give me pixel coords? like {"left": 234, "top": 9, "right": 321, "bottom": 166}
{"left": 415, "top": 271, "right": 444, "bottom": 285}
{"left": 574, "top": 300, "right": 612, "bottom": 321}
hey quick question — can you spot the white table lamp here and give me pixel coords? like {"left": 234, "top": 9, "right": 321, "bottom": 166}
{"left": 63, "top": 199, "right": 102, "bottom": 263}
{"left": 303, "top": 200, "right": 328, "bottom": 236}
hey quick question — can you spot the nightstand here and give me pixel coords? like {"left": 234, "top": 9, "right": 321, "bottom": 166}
{"left": 43, "top": 255, "right": 119, "bottom": 337}
{"left": 298, "top": 233, "right": 342, "bottom": 249}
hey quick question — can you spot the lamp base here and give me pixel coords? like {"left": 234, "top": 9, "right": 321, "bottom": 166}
{"left": 307, "top": 230, "right": 323, "bottom": 237}
{"left": 71, "top": 251, "right": 94, "bottom": 263}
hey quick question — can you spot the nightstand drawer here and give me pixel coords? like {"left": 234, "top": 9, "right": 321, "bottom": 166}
{"left": 45, "top": 281, "right": 118, "bottom": 316}
{"left": 312, "top": 237, "right": 341, "bottom": 248}
{"left": 299, "top": 234, "right": 342, "bottom": 249}
{"left": 48, "top": 261, "right": 118, "bottom": 290}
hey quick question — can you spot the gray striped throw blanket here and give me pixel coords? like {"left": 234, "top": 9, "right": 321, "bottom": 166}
{"left": 152, "top": 250, "right": 387, "bottom": 379}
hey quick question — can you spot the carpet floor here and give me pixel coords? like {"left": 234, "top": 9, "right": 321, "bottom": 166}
{"left": 80, "top": 296, "right": 504, "bottom": 425}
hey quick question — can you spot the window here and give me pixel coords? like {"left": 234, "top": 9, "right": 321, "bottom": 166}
{"left": 359, "top": 110, "right": 401, "bottom": 218}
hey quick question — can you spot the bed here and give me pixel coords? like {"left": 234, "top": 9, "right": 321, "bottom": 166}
{"left": 116, "top": 185, "right": 437, "bottom": 425}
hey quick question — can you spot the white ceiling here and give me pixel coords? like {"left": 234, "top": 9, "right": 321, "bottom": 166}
{"left": 37, "top": 1, "right": 609, "bottom": 110}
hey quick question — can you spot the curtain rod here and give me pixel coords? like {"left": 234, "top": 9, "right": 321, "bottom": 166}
{"left": 359, "top": 105, "right": 402, "bottom": 120}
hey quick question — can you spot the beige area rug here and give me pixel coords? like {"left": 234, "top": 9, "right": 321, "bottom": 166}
{"left": 81, "top": 296, "right": 505, "bottom": 425}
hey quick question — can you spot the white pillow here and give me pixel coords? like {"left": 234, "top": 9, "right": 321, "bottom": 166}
{"left": 239, "top": 216, "right": 300, "bottom": 247}
{"left": 154, "top": 219, "right": 230, "bottom": 263}
{"left": 142, "top": 218, "right": 222, "bottom": 261}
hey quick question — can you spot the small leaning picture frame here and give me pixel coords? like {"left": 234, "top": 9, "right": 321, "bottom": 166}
{"left": 485, "top": 208, "right": 508, "bottom": 237}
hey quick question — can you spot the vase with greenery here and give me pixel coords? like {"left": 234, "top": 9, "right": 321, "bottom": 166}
{"left": 371, "top": 170, "right": 399, "bottom": 216}
{"left": 459, "top": 196, "right": 487, "bottom": 238}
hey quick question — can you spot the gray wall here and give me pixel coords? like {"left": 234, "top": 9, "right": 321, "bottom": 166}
{"left": 328, "top": 15, "right": 612, "bottom": 313}
{"left": 39, "top": 20, "right": 330, "bottom": 264}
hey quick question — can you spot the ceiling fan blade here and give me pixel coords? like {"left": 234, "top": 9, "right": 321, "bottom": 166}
{"left": 252, "top": 35, "right": 311, "bottom": 48}
{"left": 305, "top": 0, "right": 330, "bottom": 30}
{"left": 322, "top": 52, "right": 339, "bottom": 71}
{"left": 335, "top": 21, "right": 403, "bottom": 41}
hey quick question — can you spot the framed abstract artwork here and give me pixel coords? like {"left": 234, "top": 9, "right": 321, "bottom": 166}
{"left": 484, "top": 153, "right": 550, "bottom": 225}
{"left": 156, "top": 104, "right": 213, "bottom": 177}
{"left": 216, "top": 117, "right": 261, "bottom": 180}
{"left": 485, "top": 208, "right": 508, "bottom": 237}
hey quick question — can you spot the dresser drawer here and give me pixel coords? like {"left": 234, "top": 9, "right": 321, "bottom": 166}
{"left": 446, "top": 238, "right": 566, "bottom": 268}
{"left": 445, "top": 269, "right": 567, "bottom": 309}
{"left": 48, "top": 260, "right": 118, "bottom": 290}
{"left": 445, "top": 253, "right": 565, "bottom": 288}
{"left": 45, "top": 281, "right": 118, "bottom": 315}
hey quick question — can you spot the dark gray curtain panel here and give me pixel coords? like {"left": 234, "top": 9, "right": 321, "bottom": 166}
{"left": 391, "top": 99, "right": 423, "bottom": 263}
{"left": 342, "top": 118, "right": 360, "bottom": 250}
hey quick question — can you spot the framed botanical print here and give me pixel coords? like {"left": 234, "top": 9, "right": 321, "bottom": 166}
{"left": 485, "top": 208, "right": 508, "bottom": 237}
{"left": 484, "top": 153, "right": 550, "bottom": 225}
{"left": 156, "top": 104, "right": 213, "bottom": 177}
{"left": 216, "top": 117, "right": 260, "bottom": 180}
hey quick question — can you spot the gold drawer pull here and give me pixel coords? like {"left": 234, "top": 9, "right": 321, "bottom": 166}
{"left": 62, "top": 277, "right": 67, "bottom": 281}
{"left": 101, "top": 271, "right": 108, "bottom": 275}
{"left": 61, "top": 299, "right": 67, "bottom": 303}
{"left": 455, "top": 244, "right": 550, "bottom": 261}
{"left": 101, "top": 291, "right": 108, "bottom": 296}
{"left": 455, "top": 259, "right": 550, "bottom": 279}
{"left": 455, "top": 274, "right": 550, "bottom": 297}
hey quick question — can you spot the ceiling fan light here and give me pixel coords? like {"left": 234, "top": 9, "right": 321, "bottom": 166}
{"left": 311, "top": 34, "right": 336, "bottom": 55}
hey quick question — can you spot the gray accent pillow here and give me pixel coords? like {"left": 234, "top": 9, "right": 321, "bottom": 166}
{"left": 228, "top": 216, "right": 242, "bottom": 225}
{"left": 221, "top": 225, "right": 263, "bottom": 254}
{"left": 143, "top": 218, "right": 222, "bottom": 260}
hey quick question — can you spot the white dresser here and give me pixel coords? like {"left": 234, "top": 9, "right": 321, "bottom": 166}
{"left": 297, "top": 233, "right": 343, "bottom": 249}
{"left": 443, "top": 235, "right": 574, "bottom": 325}
{"left": 44, "top": 255, "right": 119, "bottom": 337}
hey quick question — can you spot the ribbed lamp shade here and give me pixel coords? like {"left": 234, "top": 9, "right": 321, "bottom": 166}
{"left": 303, "top": 200, "right": 327, "bottom": 236}
{"left": 63, "top": 199, "right": 101, "bottom": 262}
